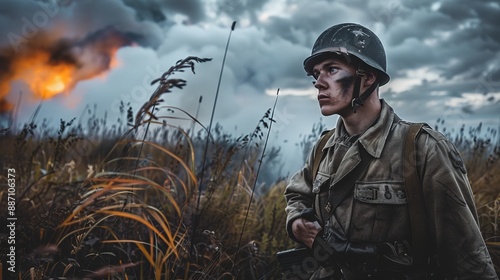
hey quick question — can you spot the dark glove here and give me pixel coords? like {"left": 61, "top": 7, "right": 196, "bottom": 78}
{"left": 377, "top": 241, "right": 413, "bottom": 271}
{"left": 300, "top": 209, "right": 378, "bottom": 266}
{"left": 299, "top": 208, "right": 319, "bottom": 222}
{"left": 313, "top": 222, "right": 380, "bottom": 268}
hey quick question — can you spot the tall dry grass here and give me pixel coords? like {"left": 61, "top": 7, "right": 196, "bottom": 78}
{"left": 436, "top": 119, "right": 500, "bottom": 272}
{"left": 0, "top": 56, "right": 289, "bottom": 279}
{"left": 0, "top": 57, "right": 498, "bottom": 279}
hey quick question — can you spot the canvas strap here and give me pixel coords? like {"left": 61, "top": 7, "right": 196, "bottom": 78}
{"left": 403, "top": 123, "right": 429, "bottom": 266}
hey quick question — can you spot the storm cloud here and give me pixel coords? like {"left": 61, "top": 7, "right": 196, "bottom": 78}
{"left": 1, "top": 0, "right": 499, "bottom": 173}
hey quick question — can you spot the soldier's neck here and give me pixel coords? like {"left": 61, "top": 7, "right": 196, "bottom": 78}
{"left": 341, "top": 98, "right": 382, "bottom": 137}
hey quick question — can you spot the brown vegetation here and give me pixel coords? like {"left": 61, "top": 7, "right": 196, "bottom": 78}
{"left": 0, "top": 57, "right": 498, "bottom": 279}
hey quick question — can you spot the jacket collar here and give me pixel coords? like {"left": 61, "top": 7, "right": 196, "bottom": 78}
{"left": 324, "top": 99, "right": 399, "bottom": 158}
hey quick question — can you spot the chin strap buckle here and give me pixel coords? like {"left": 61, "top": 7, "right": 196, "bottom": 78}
{"left": 351, "top": 98, "right": 364, "bottom": 113}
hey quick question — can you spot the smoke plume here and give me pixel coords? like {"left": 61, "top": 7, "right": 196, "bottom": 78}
{"left": 0, "top": 0, "right": 164, "bottom": 115}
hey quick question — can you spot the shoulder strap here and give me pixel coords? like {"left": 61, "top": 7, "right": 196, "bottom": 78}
{"left": 403, "top": 123, "right": 429, "bottom": 266}
{"left": 311, "top": 130, "right": 335, "bottom": 181}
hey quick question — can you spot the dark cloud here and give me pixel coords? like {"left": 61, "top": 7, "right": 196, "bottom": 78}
{"left": 370, "top": 0, "right": 500, "bottom": 94}
{"left": 0, "top": 0, "right": 164, "bottom": 49}
{"left": 0, "top": 0, "right": 168, "bottom": 113}
{"left": 215, "top": 0, "right": 500, "bottom": 127}
{"left": 122, "top": 0, "right": 168, "bottom": 22}
{"left": 122, "top": 0, "right": 207, "bottom": 24}
{"left": 385, "top": 11, "right": 454, "bottom": 46}
{"left": 216, "top": 0, "right": 269, "bottom": 22}
{"left": 397, "top": 0, "right": 436, "bottom": 9}
{"left": 164, "top": 0, "right": 205, "bottom": 23}
{"left": 3, "top": 0, "right": 499, "bottom": 151}
{"left": 262, "top": 1, "right": 361, "bottom": 47}
{"left": 438, "top": 0, "right": 478, "bottom": 21}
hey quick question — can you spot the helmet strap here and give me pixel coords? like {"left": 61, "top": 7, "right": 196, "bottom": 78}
{"left": 351, "top": 69, "right": 378, "bottom": 113}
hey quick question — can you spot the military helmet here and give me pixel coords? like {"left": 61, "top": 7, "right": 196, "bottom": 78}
{"left": 303, "top": 23, "right": 390, "bottom": 86}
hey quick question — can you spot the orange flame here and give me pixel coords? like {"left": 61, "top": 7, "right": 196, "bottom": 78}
{"left": 12, "top": 50, "right": 76, "bottom": 99}
{"left": 0, "top": 27, "right": 132, "bottom": 112}
{"left": 10, "top": 47, "right": 124, "bottom": 100}
{"left": 32, "top": 64, "right": 75, "bottom": 99}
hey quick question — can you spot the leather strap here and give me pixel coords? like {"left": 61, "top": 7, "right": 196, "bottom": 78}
{"left": 403, "top": 123, "right": 428, "bottom": 266}
{"left": 351, "top": 70, "right": 379, "bottom": 113}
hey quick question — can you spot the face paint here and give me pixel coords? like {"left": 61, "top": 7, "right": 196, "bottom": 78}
{"left": 335, "top": 70, "right": 354, "bottom": 96}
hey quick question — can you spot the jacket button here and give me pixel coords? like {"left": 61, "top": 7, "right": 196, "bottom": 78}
{"left": 384, "top": 185, "right": 392, "bottom": 199}
{"left": 325, "top": 202, "right": 331, "bottom": 213}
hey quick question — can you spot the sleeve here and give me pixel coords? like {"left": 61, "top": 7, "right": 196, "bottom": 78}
{"left": 284, "top": 141, "right": 316, "bottom": 244}
{"left": 417, "top": 129, "right": 497, "bottom": 279}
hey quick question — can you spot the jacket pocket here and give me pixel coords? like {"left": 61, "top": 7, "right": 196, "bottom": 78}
{"left": 350, "top": 182, "right": 409, "bottom": 242}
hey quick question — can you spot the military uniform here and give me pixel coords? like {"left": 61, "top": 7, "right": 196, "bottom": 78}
{"left": 285, "top": 100, "right": 497, "bottom": 279}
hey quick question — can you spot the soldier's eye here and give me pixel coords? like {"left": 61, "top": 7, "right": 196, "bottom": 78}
{"left": 329, "top": 67, "right": 339, "bottom": 74}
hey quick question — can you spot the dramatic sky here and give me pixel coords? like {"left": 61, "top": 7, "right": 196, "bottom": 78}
{"left": 1, "top": 0, "right": 499, "bottom": 174}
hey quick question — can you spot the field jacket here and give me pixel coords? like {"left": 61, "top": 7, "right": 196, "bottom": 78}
{"left": 284, "top": 100, "right": 497, "bottom": 279}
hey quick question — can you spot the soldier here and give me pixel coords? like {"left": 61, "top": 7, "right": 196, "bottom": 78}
{"left": 284, "top": 23, "right": 497, "bottom": 279}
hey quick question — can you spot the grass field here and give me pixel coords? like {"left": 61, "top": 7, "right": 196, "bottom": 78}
{"left": 1, "top": 56, "right": 499, "bottom": 279}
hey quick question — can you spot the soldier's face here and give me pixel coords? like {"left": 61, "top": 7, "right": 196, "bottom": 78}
{"left": 312, "top": 58, "right": 356, "bottom": 117}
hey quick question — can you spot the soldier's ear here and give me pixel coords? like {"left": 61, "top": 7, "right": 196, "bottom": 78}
{"left": 363, "top": 70, "right": 377, "bottom": 87}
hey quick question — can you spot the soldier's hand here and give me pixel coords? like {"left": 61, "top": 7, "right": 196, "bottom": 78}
{"left": 291, "top": 217, "right": 322, "bottom": 248}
